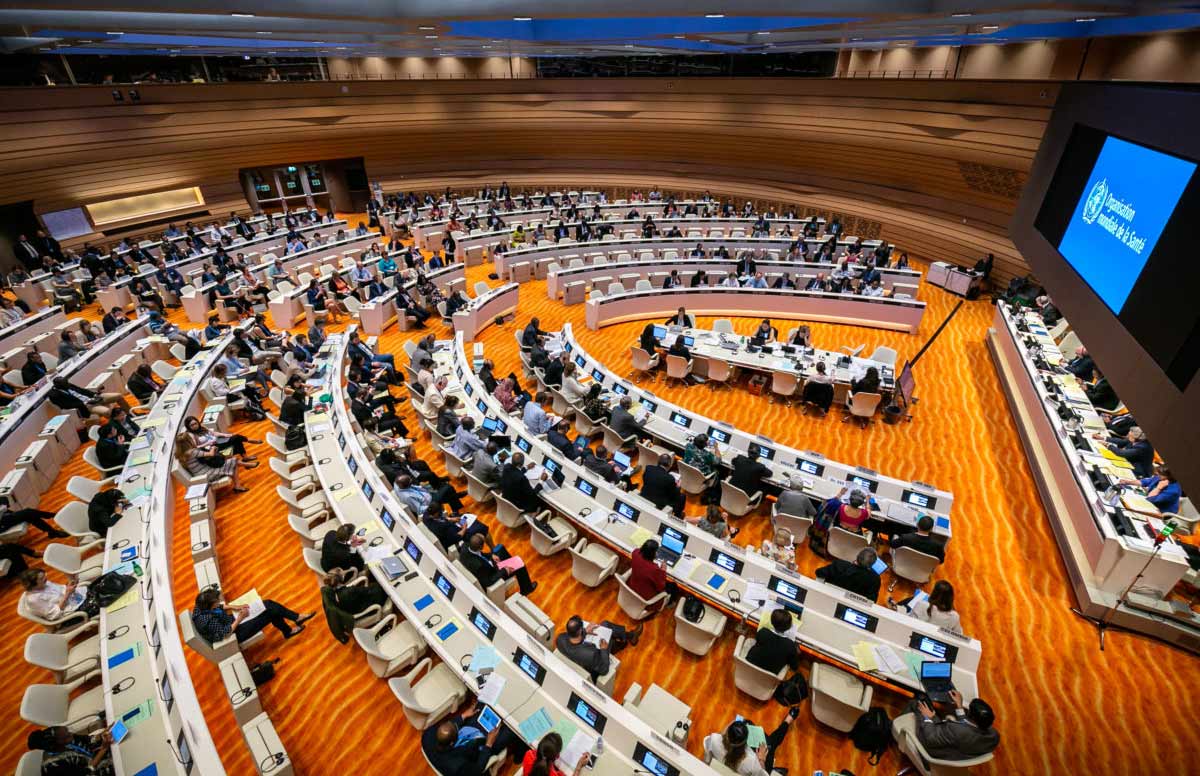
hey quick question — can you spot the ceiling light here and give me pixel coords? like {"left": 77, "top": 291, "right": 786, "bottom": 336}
{"left": 256, "top": 31, "right": 271, "bottom": 34}
{"left": 673, "top": 35, "right": 686, "bottom": 39}
{"left": 418, "top": 26, "right": 435, "bottom": 30}
{"left": 951, "top": 12, "right": 972, "bottom": 17}
{"left": 700, "top": 39, "right": 711, "bottom": 43}
{"left": 755, "top": 31, "right": 770, "bottom": 35}
{"left": 425, "top": 35, "right": 438, "bottom": 39}
{"left": 231, "top": 12, "right": 255, "bottom": 18}
{"left": 1075, "top": 17, "right": 1096, "bottom": 22}
{"left": 981, "top": 25, "right": 999, "bottom": 30}
{"left": 705, "top": 14, "right": 725, "bottom": 18}
{"left": 106, "top": 31, "right": 123, "bottom": 35}
{"left": 513, "top": 17, "right": 532, "bottom": 21}
{"left": 851, "top": 37, "right": 863, "bottom": 41}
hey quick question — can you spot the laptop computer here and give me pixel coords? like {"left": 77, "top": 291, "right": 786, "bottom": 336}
{"left": 656, "top": 530, "right": 686, "bottom": 567}
{"left": 611, "top": 450, "right": 632, "bottom": 474}
{"left": 380, "top": 556, "right": 407, "bottom": 580}
{"left": 919, "top": 661, "right": 955, "bottom": 704}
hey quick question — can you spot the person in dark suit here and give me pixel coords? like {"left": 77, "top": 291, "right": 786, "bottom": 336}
{"left": 422, "top": 504, "right": 490, "bottom": 552}
{"left": 421, "top": 700, "right": 516, "bottom": 776}
{"left": 1104, "top": 426, "right": 1155, "bottom": 478}
{"left": 127, "top": 364, "right": 164, "bottom": 405}
{"left": 641, "top": 454, "right": 686, "bottom": 516}
{"left": 664, "top": 307, "right": 693, "bottom": 327}
{"left": 662, "top": 270, "right": 682, "bottom": 289}
{"left": 320, "top": 524, "right": 364, "bottom": 573}
{"left": 101, "top": 307, "right": 127, "bottom": 334}
{"left": 547, "top": 418, "right": 581, "bottom": 461}
{"left": 729, "top": 449, "right": 770, "bottom": 496}
{"left": 20, "top": 351, "right": 48, "bottom": 386}
{"left": 816, "top": 548, "right": 882, "bottom": 602}
{"left": 909, "top": 692, "right": 1000, "bottom": 761}
{"left": 279, "top": 388, "right": 310, "bottom": 427}
{"left": 667, "top": 336, "right": 691, "bottom": 363}
{"left": 746, "top": 608, "right": 801, "bottom": 674}
{"left": 889, "top": 515, "right": 946, "bottom": 563}
{"left": 499, "top": 451, "right": 548, "bottom": 513}
{"left": 521, "top": 317, "right": 547, "bottom": 348}
{"left": 88, "top": 488, "right": 127, "bottom": 536}
{"left": 35, "top": 230, "right": 63, "bottom": 262}
{"left": 95, "top": 424, "right": 129, "bottom": 470}
{"left": 542, "top": 352, "right": 566, "bottom": 388}
{"left": 735, "top": 255, "right": 757, "bottom": 277}
{"left": 1064, "top": 346, "right": 1095, "bottom": 380}
{"left": 609, "top": 396, "right": 647, "bottom": 441}
{"left": 12, "top": 234, "right": 41, "bottom": 270}
{"left": 461, "top": 533, "right": 536, "bottom": 595}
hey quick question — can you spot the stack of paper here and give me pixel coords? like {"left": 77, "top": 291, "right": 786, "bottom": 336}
{"left": 584, "top": 625, "right": 613, "bottom": 648}
{"left": 468, "top": 645, "right": 499, "bottom": 673}
{"left": 744, "top": 581, "right": 770, "bottom": 605}
{"left": 629, "top": 527, "right": 654, "bottom": 548}
{"left": 873, "top": 644, "right": 907, "bottom": 674}
{"left": 477, "top": 674, "right": 506, "bottom": 705}
{"left": 518, "top": 708, "right": 554, "bottom": 742}
{"left": 851, "top": 642, "right": 879, "bottom": 672}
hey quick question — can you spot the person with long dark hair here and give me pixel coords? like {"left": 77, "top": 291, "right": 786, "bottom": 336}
{"left": 703, "top": 708, "right": 800, "bottom": 775}
{"left": 521, "top": 731, "right": 588, "bottom": 776}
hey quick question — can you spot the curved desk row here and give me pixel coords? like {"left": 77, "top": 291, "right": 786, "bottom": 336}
{"left": 547, "top": 258, "right": 920, "bottom": 302}
{"left": 559, "top": 323, "right": 952, "bottom": 533}
{"left": 0, "top": 317, "right": 157, "bottom": 509}
{"left": 495, "top": 235, "right": 882, "bottom": 280}
{"left": 306, "top": 328, "right": 715, "bottom": 776}
{"left": 358, "top": 263, "right": 466, "bottom": 336}
{"left": 99, "top": 336, "right": 237, "bottom": 776}
{"left": 443, "top": 333, "right": 979, "bottom": 700}
{"left": 451, "top": 282, "right": 519, "bottom": 341}
{"left": 0, "top": 306, "right": 66, "bottom": 358}
{"left": 586, "top": 288, "right": 926, "bottom": 334}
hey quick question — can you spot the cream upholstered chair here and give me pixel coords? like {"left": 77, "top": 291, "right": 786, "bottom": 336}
{"left": 615, "top": 569, "right": 668, "bottom": 620}
{"left": 453, "top": 557, "right": 516, "bottom": 605}
{"left": 629, "top": 346, "right": 659, "bottom": 382}
{"left": 65, "top": 475, "right": 117, "bottom": 504}
{"left": 504, "top": 593, "right": 556, "bottom": 645}
{"left": 769, "top": 371, "right": 800, "bottom": 405}
{"left": 868, "top": 345, "right": 898, "bottom": 367}
{"left": 21, "top": 679, "right": 106, "bottom": 731}
{"left": 288, "top": 512, "right": 334, "bottom": 547}
{"left": 673, "top": 598, "right": 727, "bottom": 656}
{"left": 892, "top": 713, "right": 995, "bottom": 775}
{"left": 569, "top": 539, "right": 619, "bottom": 587}
{"left": 720, "top": 480, "right": 763, "bottom": 518}
{"left": 523, "top": 512, "right": 576, "bottom": 556}
{"left": 713, "top": 319, "right": 735, "bottom": 334}
{"left": 353, "top": 614, "right": 425, "bottom": 678}
{"left": 52, "top": 502, "right": 101, "bottom": 545}
{"left": 24, "top": 628, "right": 101, "bottom": 684}
{"left": 81, "top": 446, "right": 122, "bottom": 477}
{"left": 42, "top": 543, "right": 104, "bottom": 581}
{"left": 664, "top": 354, "right": 692, "bottom": 386}
{"left": 464, "top": 468, "right": 496, "bottom": 504}
{"left": 844, "top": 391, "right": 883, "bottom": 427}
{"left": 828, "top": 526, "right": 871, "bottom": 563}
{"left": 890, "top": 546, "right": 943, "bottom": 591}
{"left": 732, "top": 634, "right": 787, "bottom": 701}
{"left": 810, "top": 662, "right": 873, "bottom": 732}
{"left": 388, "top": 657, "right": 468, "bottom": 729}
{"left": 494, "top": 494, "right": 537, "bottom": 529}
{"left": 676, "top": 459, "right": 716, "bottom": 496}
{"left": 703, "top": 357, "right": 733, "bottom": 390}
{"left": 15, "top": 751, "right": 42, "bottom": 776}
{"left": 771, "top": 511, "right": 813, "bottom": 547}
{"left": 17, "top": 594, "right": 90, "bottom": 632}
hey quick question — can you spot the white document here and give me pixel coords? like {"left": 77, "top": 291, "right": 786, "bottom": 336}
{"left": 310, "top": 423, "right": 331, "bottom": 434}
{"left": 673, "top": 555, "right": 698, "bottom": 580}
{"left": 476, "top": 674, "right": 506, "bottom": 706}
{"left": 745, "top": 581, "right": 771, "bottom": 605}
{"left": 361, "top": 545, "right": 392, "bottom": 564}
{"left": 874, "top": 645, "right": 907, "bottom": 675}
{"left": 525, "top": 464, "right": 546, "bottom": 484}
{"left": 584, "top": 625, "right": 613, "bottom": 648}
{"left": 184, "top": 483, "right": 208, "bottom": 500}
{"left": 558, "top": 729, "right": 597, "bottom": 772}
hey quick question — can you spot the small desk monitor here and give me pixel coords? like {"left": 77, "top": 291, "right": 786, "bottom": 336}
{"left": 468, "top": 607, "right": 497, "bottom": 640}
{"left": 512, "top": 648, "right": 546, "bottom": 685}
{"left": 567, "top": 691, "right": 608, "bottom": 734}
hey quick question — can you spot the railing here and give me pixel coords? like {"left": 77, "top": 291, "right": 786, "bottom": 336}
{"left": 842, "top": 69, "right": 951, "bottom": 79}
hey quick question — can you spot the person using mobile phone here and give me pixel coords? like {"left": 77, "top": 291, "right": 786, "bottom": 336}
{"left": 421, "top": 697, "right": 518, "bottom": 776}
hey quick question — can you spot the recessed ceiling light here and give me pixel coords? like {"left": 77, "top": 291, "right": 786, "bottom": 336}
{"left": 418, "top": 26, "right": 435, "bottom": 30}
{"left": 851, "top": 37, "right": 863, "bottom": 41}
{"left": 513, "top": 17, "right": 532, "bottom": 21}
{"left": 231, "top": 12, "right": 255, "bottom": 17}
{"left": 482, "top": 45, "right": 492, "bottom": 48}
{"left": 673, "top": 35, "right": 686, "bottom": 39}
{"left": 705, "top": 14, "right": 725, "bottom": 18}
{"left": 106, "top": 31, "right": 123, "bottom": 35}
{"left": 425, "top": 35, "right": 438, "bottom": 39}
{"left": 1075, "top": 17, "right": 1096, "bottom": 22}
{"left": 951, "top": 12, "right": 972, "bottom": 17}
{"left": 624, "top": 44, "right": 634, "bottom": 48}
{"left": 700, "top": 39, "right": 711, "bottom": 42}
{"left": 256, "top": 31, "right": 271, "bottom": 34}
{"left": 981, "top": 25, "right": 999, "bottom": 30}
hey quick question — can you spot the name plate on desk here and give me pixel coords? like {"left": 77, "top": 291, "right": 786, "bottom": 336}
{"left": 843, "top": 591, "right": 874, "bottom": 606}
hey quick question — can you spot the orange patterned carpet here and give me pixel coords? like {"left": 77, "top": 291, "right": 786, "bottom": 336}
{"left": 3, "top": 214, "right": 1199, "bottom": 776}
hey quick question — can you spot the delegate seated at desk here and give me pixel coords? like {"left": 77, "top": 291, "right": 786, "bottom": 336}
{"left": 905, "top": 692, "right": 1000, "bottom": 761}
{"left": 422, "top": 699, "right": 520, "bottom": 776}
{"left": 461, "top": 532, "right": 537, "bottom": 595}
{"left": 499, "top": 451, "right": 549, "bottom": 513}
{"left": 746, "top": 608, "right": 802, "bottom": 674}
{"left": 555, "top": 614, "right": 642, "bottom": 683}
{"left": 641, "top": 454, "right": 686, "bottom": 516}
{"left": 664, "top": 307, "right": 694, "bottom": 328}
{"left": 1100, "top": 426, "right": 1155, "bottom": 478}
{"left": 729, "top": 449, "right": 770, "bottom": 496}
{"left": 321, "top": 524, "right": 365, "bottom": 573}
{"left": 609, "top": 395, "right": 648, "bottom": 441}
{"left": 889, "top": 515, "right": 946, "bottom": 563}
{"left": 1118, "top": 464, "right": 1181, "bottom": 515}
{"left": 816, "top": 548, "right": 882, "bottom": 602}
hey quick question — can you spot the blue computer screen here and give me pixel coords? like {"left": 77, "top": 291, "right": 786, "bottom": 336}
{"left": 1056, "top": 135, "right": 1196, "bottom": 314}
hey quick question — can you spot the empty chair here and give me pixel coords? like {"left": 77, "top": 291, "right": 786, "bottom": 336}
{"left": 720, "top": 480, "right": 763, "bottom": 518}
{"left": 615, "top": 569, "right": 668, "bottom": 620}
{"left": 52, "top": 503, "right": 101, "bottom": 544}
{"left": 574, "top": 411, "right": 598, "bottom": 437}
{"left": 843, "top": 391, "right": 883, "bottom": 427}
{"left": 769, "top": 371, "right": 799, "bottom": 405}
{"left": 634, "top": 279, "right": 653, "bottom": 292}
{"left": 269, "top": 455, "right": 316, "bottom": 488}
{"left": 287, "top": 512, "right": 333, "bottom": 546}
{"left": 388, "top": 657, "right": 469, "bottom": 730}
{"left": 474, "top": 281, "right": 491, "bottom": 297}
{"left": 15, "top": 752, "right": 42, "bottom": 776}
{"left": 810, "top": 663, "right": 873, "bottom": 732}
{"left": 828, "top": 526, "right": 871, "bottom": 563}
{"left": 505, "top": 593, "right": 556, "bottom": 645}
{"left": 664, "top": 354, "right": 692, "bottom": 386}
{"left": 673, "top": 598, "right": 727, "bottom": 657}
{"left": 151, "top": 359, "right": 177, "bottom": 381}
{"left": 890, "top": 546, "right": 942, "bottom": 590}
{"left": 463, "top": 468, "right": 496, "bottom": 504}
{"left": 713, "top": 319, "right": 735, "bottom": 335}
{"left": 42, "top": 543, "right": 103, "bottom": 580}
{"left": 276, "top": 483, "right": 329, "bottom": 521}
{"left": 24, "top": 629, "right": 101, "bottom": 684}
{"left": 703, "top": 357, "right": 732, "bottom": 390}
{"left": 840, "top": 344, "right": 865, "bottom": 358}
{"left": 732, "top": 634, "right": 788, "bottom": 701}
{"left": 569, "top": 539, "right": 619, "bottom": 587}
{"left": 868, "top": 345, "right": 898, "bottom": 367}
{"left": 606, "top": 282, "right": 625, "bottom": 296}
{"left": 629, "top": 346, "right": 660, "bottom": 382}
{"left": 493, "top": 494, "right": 537, "bottom": 529}
{"left": 524, "top": 512, "right": 576, "bottom": 556}
{"left": 21, "top": 679, "right": 106, "bottom": 730}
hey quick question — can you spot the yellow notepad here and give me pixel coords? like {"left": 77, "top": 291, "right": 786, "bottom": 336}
{"left": 629, "top": 527, "right": 654, "bottom": 548}
{"left": 852, "top": 642, "right": 879, "bottom": 672}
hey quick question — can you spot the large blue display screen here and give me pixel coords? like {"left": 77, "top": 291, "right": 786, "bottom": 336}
{"left": 1056, "top": 136, "right": 1196, "bottom": 314}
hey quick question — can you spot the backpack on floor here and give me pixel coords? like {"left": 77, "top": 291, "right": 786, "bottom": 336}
{"left": 850, "top": 707, "right": 892, "bottom": 765}
{"left": 773, "top": 674, "right": 809, "bottom": 707}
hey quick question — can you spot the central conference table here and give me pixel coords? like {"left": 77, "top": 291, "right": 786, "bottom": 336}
{"left": 586, "top": 287, "right": 927, "bottom": 333}
{"left": 305, "top": 329, "right": 711, "bottom": 776}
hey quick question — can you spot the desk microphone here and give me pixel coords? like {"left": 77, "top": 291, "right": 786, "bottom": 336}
{"left": 738, "top": 599, "right": 767, "bottom": 636}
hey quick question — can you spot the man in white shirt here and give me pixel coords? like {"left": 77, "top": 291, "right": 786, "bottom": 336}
{"left": 522, "top": 392, "right": 555, "bottom": 435}
{"left": 424, "top": 375, "right": 448, "bottom": 414}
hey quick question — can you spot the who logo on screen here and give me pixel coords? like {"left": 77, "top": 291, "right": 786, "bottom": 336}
{"left": 1082, "top": 178, "right": 1108, "bottom": 225}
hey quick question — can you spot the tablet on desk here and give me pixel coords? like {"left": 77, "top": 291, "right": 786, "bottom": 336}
{"left": 706, "top": 573, "right": 726, "bottom": 591}
{"left": 110, "top": 720, "right": 130, "bottom": 744}
{"left": 871, "top": 558, "right": 888, "bottom": 575}
{"left": 477, "top": 705, "right": 501, "bottom": 733}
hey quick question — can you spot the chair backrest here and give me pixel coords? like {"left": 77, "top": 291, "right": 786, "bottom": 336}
{"left": 16, "top": 750, "right": 43, "bottom": 776}
{"left": 588, "top": 290, "right": 603, "bottom": 301}
{"left": 630, "top": 347, "right": 656, "bottom": 371}
{"left": 665, "top": 354, "right": 690, "bottom": 377}
{"left": 705, "top": 357, "right": 731, "bottom": 382}
{"left": 53, "top": 502, "right": 92, "bottom": 537}
{"left": 849, "top": 391, "right": 882, "bottom": 417}
{"left": 178, "top": 609, "right": 220, "bottom": 663}
{"left": 65, "top": 476, "right": 104, "bottom": 503}
{"left": 828, "top": 526, "right": 870, "bottom": 563}
{"left": 892, "top": 546, "right": 942, "bottom": 584}
{"left": 634, "top": 279, "right": 653, "bottom": 292}
{"left": 868, "top": 345, "right": 898, "bottom": 366}
{"left": 713, "top": 319, "right": 734, "bottom": 334}
{"left": 675, "top": 459, "right": 710, "bottom": 495}
{"left": 771, "top": 371, "right": 798, "bottom": 394}
{"left": 152, "top": 359, "right": 177, "bottom": 381}
{"left": 474, "top": 281, "right": 491, "bottom": 297}
{"left": 720, "top": 480, "right": 757, "bottom": 514}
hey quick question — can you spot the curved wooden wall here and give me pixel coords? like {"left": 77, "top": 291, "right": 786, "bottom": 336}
{"left": 0, "top": 79, "right": 1054, "bottom": 281}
